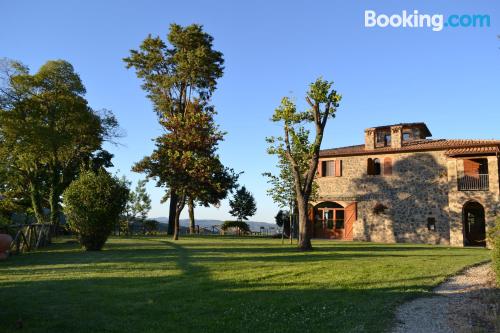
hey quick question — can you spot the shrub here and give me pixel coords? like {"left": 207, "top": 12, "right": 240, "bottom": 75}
{"left": 63, "top": 170, "right": 129, "bottom": 251}
{"left": 221, "top": 220, "right": 250, "bottom": 235}
{"left": 143, "top": 219, "right": 159, "bottom": 235}
{"left": 489, "top": 217, "right": 500, "bottom": 286}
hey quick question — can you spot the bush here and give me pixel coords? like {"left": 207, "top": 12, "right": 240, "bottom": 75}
{"left": 63, "top": 170, "right": 129, "bottom": 251}
{"left": 143, "top": 219, "right": 159, "bottom": 235}
{"left": 221, "top": 221, "right": 250, "bottom": 235}
{"left": 489, "top": 217, "right": 500, "bottom": 286}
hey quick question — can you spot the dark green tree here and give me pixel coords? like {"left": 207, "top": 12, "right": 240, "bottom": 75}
{"left": 229, "top": 186, "right": 257, "bottom": 221}
{"left": 0, "top": 59, "right": 118, "bottom": 225}
{"left": 268, "top": 78, "right": 341, "bottom": 250}
{"left": 124, "top": 23, "right": 224, "bottom": 235}
{"left": 63, "top": 170, "right": 129, "bottom": 251}
{"left": 275, "top": 209, "right": 291, "bottom": 237}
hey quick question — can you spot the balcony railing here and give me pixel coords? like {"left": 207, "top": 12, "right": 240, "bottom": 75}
{"left": 458, "top": 174, "right": 489, "bottom": 191}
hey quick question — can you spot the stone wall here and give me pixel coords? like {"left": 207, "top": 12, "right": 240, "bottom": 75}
{"left": 316, "top": 150, "right": 500, "bottom": 246}
{"left": 447, "top": 156, "right": 500, "bottom": 247}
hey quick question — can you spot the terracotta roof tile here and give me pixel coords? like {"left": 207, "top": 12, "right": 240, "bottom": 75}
{"left": 320, "top": 139, "right": 500, "bottom": 157}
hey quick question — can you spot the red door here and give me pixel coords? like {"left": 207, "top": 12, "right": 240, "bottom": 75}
{"left": 343, "top": 202, "right": 357, "bottom": 241}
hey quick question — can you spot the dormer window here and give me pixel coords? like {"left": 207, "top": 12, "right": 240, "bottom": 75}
{"left": 376, "top": 130, "right": 391, "bottom": 147}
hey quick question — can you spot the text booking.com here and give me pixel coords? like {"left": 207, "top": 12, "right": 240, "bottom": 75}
{"left": 365, "top": 10, "right": 490, "bottom": 32}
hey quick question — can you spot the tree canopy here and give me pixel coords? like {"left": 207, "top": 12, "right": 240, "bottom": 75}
{"left": 0, "top": 59, "right": 118, "bottom": 224}
{"left": 229, "top": 186, "right": 257, "bottom": 221}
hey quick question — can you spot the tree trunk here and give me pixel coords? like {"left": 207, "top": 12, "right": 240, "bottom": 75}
{"left": 297, "top": 196, "right": 312, "bottom": 250}
{"left": 49, "top": 172, "right": 59, "bottom": 227}
{"left": 188, "top": 198, "right": 195, "bottom": 234}
{"left": 29, "top": 180, "right": 44, "bottom": 224}
{"left": 173, "top": 207, "right": 181, "bottom": 241}
{"left": 172, "top": 193, "right": 186, "bottom": 241}
{"left": 168, "top": 190, "right": 178, "bottom": 235}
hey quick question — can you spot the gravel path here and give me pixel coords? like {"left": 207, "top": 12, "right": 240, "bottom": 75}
{"left": 391, "top": 263, "right": 499, "bottom": 333}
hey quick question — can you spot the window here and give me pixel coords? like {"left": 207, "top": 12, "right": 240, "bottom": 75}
{"left": 373, "top": 159, "right": 381, "bottom": 175}
{"left": 367, "top": 158, "right": 381, "bottom": 175}
{"left": 403, "top": 132, "right": 411, "bottom": 141}
{"left": 322, "top": 161, "right": 335, "bottom": 177}
{"left": 427, "top": 217, "right": 436, "bottom": 231}
{"left": 376, "top": 130, "right": 391, "bottom": 146}
{"left": 412, "top": 128, "right": 421, "bottom": 139}
{"left": 320, "top": 160, "right": 342, "bottom": 177}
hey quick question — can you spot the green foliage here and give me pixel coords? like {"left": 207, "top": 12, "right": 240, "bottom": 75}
{"left": 229, "top": 186, "right": 257, "bottom": 221}
{"left": 274, "top": 210, "right": 290, "bottom": 228}
{"left": 220, "top": 220, "right": 250, "bottom": 234}
{"left": 143, "top": 219, "right": 160, "bottom": 235}
{"left": 63, "top": 170, "right": 129, "bottom": 251}
{"left": 488, "top": 217, "right": 500, "bottom": 286}
{"left": 123, "top": 23, "right": 224, "bottom": 117}
{"left": 0, "top": 59, "right": 118, "bottom": 224}
{"left": 124, "top": 179, "right": 152, "bottom": 222}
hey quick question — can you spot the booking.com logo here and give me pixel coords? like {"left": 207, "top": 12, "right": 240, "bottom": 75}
{"left": 365, "top": 10, "right": 491, "bottom": 32}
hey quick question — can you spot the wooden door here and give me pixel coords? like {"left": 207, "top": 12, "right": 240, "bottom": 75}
{"left": 343, "top": 202, "right": 357, "bottom": 241}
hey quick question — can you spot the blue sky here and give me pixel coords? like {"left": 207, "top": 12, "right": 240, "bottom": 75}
{"left": 1, "top": 1, "right": 499, "bottom": 222}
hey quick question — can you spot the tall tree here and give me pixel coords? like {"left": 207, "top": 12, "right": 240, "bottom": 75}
{"left": 268, "top": 78, "right": 341, "bottom": 250}
{"left": 229, "top": 186, "right": 257, "bottom": 221}
{"left": 0, "top": 59, "right": 118, "bottom": 225}
{"left": 124, "top": 24, "right": 224, "bottom": 235}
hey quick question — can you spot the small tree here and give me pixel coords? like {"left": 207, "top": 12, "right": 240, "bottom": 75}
{"left": 268, "top": 78, "right": 341, "bottom": 250}
{"left": 275, "top": 210, "right": 291, "bottom": 237}
{"left": 63, "top": 170, "right": 129, "bottom": 251}
{"left": 229, "top": 186, "right": 257, "bottom": 221}
{"left": 126, "top": 179, "right": 152, "bottom": 223}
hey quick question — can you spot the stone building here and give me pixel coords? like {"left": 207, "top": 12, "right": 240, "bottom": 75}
{"left": 314, "top": 122, "right": 500, "bottom": 247}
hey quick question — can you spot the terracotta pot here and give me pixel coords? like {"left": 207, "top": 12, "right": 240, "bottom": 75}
{"left": 0, "top": 233, "right": 13, "bottom": 260}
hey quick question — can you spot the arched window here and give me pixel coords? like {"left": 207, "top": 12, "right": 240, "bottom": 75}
{"left": 373, "top": 158, "right": 381, "bottom": 175}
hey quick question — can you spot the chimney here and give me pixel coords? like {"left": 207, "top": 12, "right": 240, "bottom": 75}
{"left": 391, "top": 125, "right": 403, "bottom": 149}
{"left": 364, "top": 128, "right": 375, "bottom": 150}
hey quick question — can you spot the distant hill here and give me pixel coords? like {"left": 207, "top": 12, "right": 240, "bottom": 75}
{"left": 152, "top": 217, "right": 278, "bottom": 232}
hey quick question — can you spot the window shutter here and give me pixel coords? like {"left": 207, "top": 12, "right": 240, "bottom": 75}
{"left": 367, "top": 158, "right": 374, "bottom": 175}
{"left": 463, "top": 159, "right": 480, "bottom": 177}
{"left": 317, "top": 161, "right": 323, "bottom": 177}
{"left": 384, "top": 157, "right": 392, "bottom": 176}
{"left": 335, "top": 160, "right": 342, "bottom": 177}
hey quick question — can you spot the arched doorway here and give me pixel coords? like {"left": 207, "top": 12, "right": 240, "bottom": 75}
{"left": 463, "top": 201, "right": 486, "bottom": 247}
{"left": 313, "top": 202, "right": 344, "bottom": 239}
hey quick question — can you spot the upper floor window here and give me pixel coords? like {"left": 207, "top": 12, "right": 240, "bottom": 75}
{"left": 403, "top": 132, "right": 411, "bottom": 141}
{"left": 322, "top": 160, "right": 335, "bottom": 177}
{"left": 320, "top": 160, "right": 342, "bottom": 177}
{"left": 376, "top": 130, "right": 391, "bottom": 147}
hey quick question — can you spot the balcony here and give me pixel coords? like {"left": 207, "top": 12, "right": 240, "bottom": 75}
{"left": 458, "top": 174, "right": 489, "bottom": 191}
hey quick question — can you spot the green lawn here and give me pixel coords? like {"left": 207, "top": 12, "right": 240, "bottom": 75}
{"left": 0, "top": 236, "right": 490, "bottom": 333}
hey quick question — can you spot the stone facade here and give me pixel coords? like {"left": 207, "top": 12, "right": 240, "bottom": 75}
{"left": 316, "top": 123, "right": 500, "bottom": 247}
